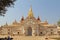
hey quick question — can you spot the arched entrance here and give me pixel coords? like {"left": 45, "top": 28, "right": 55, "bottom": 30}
{"left": 27, "top": 27, "right": 32, "bottom": 36}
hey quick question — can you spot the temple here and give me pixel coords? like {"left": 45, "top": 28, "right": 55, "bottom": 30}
{"left": 0, "top": 7, "right": 58, "bottom": 36}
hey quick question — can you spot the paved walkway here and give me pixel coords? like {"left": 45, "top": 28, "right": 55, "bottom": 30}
{"left": 0, "top": 35, "right": 56, "bottom": 40}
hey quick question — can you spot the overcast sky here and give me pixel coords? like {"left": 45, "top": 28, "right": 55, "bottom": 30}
{"left": 0, "top": 0, "right": 60, "bottom": 26}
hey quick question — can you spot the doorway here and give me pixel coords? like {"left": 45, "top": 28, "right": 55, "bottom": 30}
{"left": 27, "top": 27, "right": 32, "bottom": 36}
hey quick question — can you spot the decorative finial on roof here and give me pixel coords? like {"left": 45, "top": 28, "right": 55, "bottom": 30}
{"left": 14, "top": 19, "right": 17, "bottom": 23}
{"left": 5, "top": 22, "right": 8, "bottom": 26}
{"left": 21, "top": 16, "right": 24, "bottom": 21}
{"left": 37, "top": 16, "right": 40, "bottom": 20}
{"left": 13, "top": 19, "right": 17, "bottom": 24}
{"left": 44, "top": 20, "right": 48, "bottom": 24}
{"left": 37, "top": 16, "right": 41, "bottom": 22}
{"left": 28, "top": 6, "right": 34, "bottom": 17}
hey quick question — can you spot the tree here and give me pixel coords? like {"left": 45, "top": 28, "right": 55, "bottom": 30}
{"left": 57, "top": 20, "right": 60, "bottom": 27}
{"left": 0, "top": 0, "right": 16, "bottom": 16}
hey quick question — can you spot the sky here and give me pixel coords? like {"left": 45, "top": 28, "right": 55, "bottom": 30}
{"left": 0, "top": 0, "right": 60, "bottom": 26}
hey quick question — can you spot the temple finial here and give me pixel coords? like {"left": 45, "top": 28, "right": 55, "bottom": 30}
{"left": 13, "top": 19, "right": 17, "bottom": 24}
{"left": 37, "top": 16, "right": 41, "bottom": 22}
{"left": 14, "top": 19, "right": 17, "bottom": 23}
{"left": 44, "top": 19, "right": 48, "bottom": 24}
{"left": 5, "top": 22, "right": 8, "bottom": 26}
{"left": 28, "top": 6, "right": 34, "bottom": 17}
{"left": 21, "top": 16, "right": 24, "bottom": 21}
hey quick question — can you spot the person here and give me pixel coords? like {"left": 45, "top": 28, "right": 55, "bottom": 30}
{"left": 7, "top": 36, "right": 11, "bottom": 40}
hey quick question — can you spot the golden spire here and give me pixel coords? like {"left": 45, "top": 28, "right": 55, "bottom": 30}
{"left": 28, "top": 6, "right": 34, "bottom": 17}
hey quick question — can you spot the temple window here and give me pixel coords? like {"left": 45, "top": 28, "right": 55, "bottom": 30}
{"left": 8, "top": 32, "right": 10, "bottom": 34}
{"left": 40, "top": 32, "right": 42, "bottom": 34}
{"left": 39, "top": 32, "right": 43, "bottom": 36}
{"left": 51, "top": 32, "right": 53, "bottom": 35}
{"left": 17, "top": 32, "right": 19, "bottom": 35}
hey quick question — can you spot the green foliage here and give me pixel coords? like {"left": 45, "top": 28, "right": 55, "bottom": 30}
{"left": 0, "top": 0, "right": 16, "bottom": 16}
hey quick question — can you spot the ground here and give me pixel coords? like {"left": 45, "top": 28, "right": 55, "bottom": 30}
{"left": 0, "top": 35, "right": 58, "bottom": 40}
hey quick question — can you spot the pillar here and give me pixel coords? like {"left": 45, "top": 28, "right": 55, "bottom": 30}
{"left": 32, "top": 29, "right": 36, "bottom": 36}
